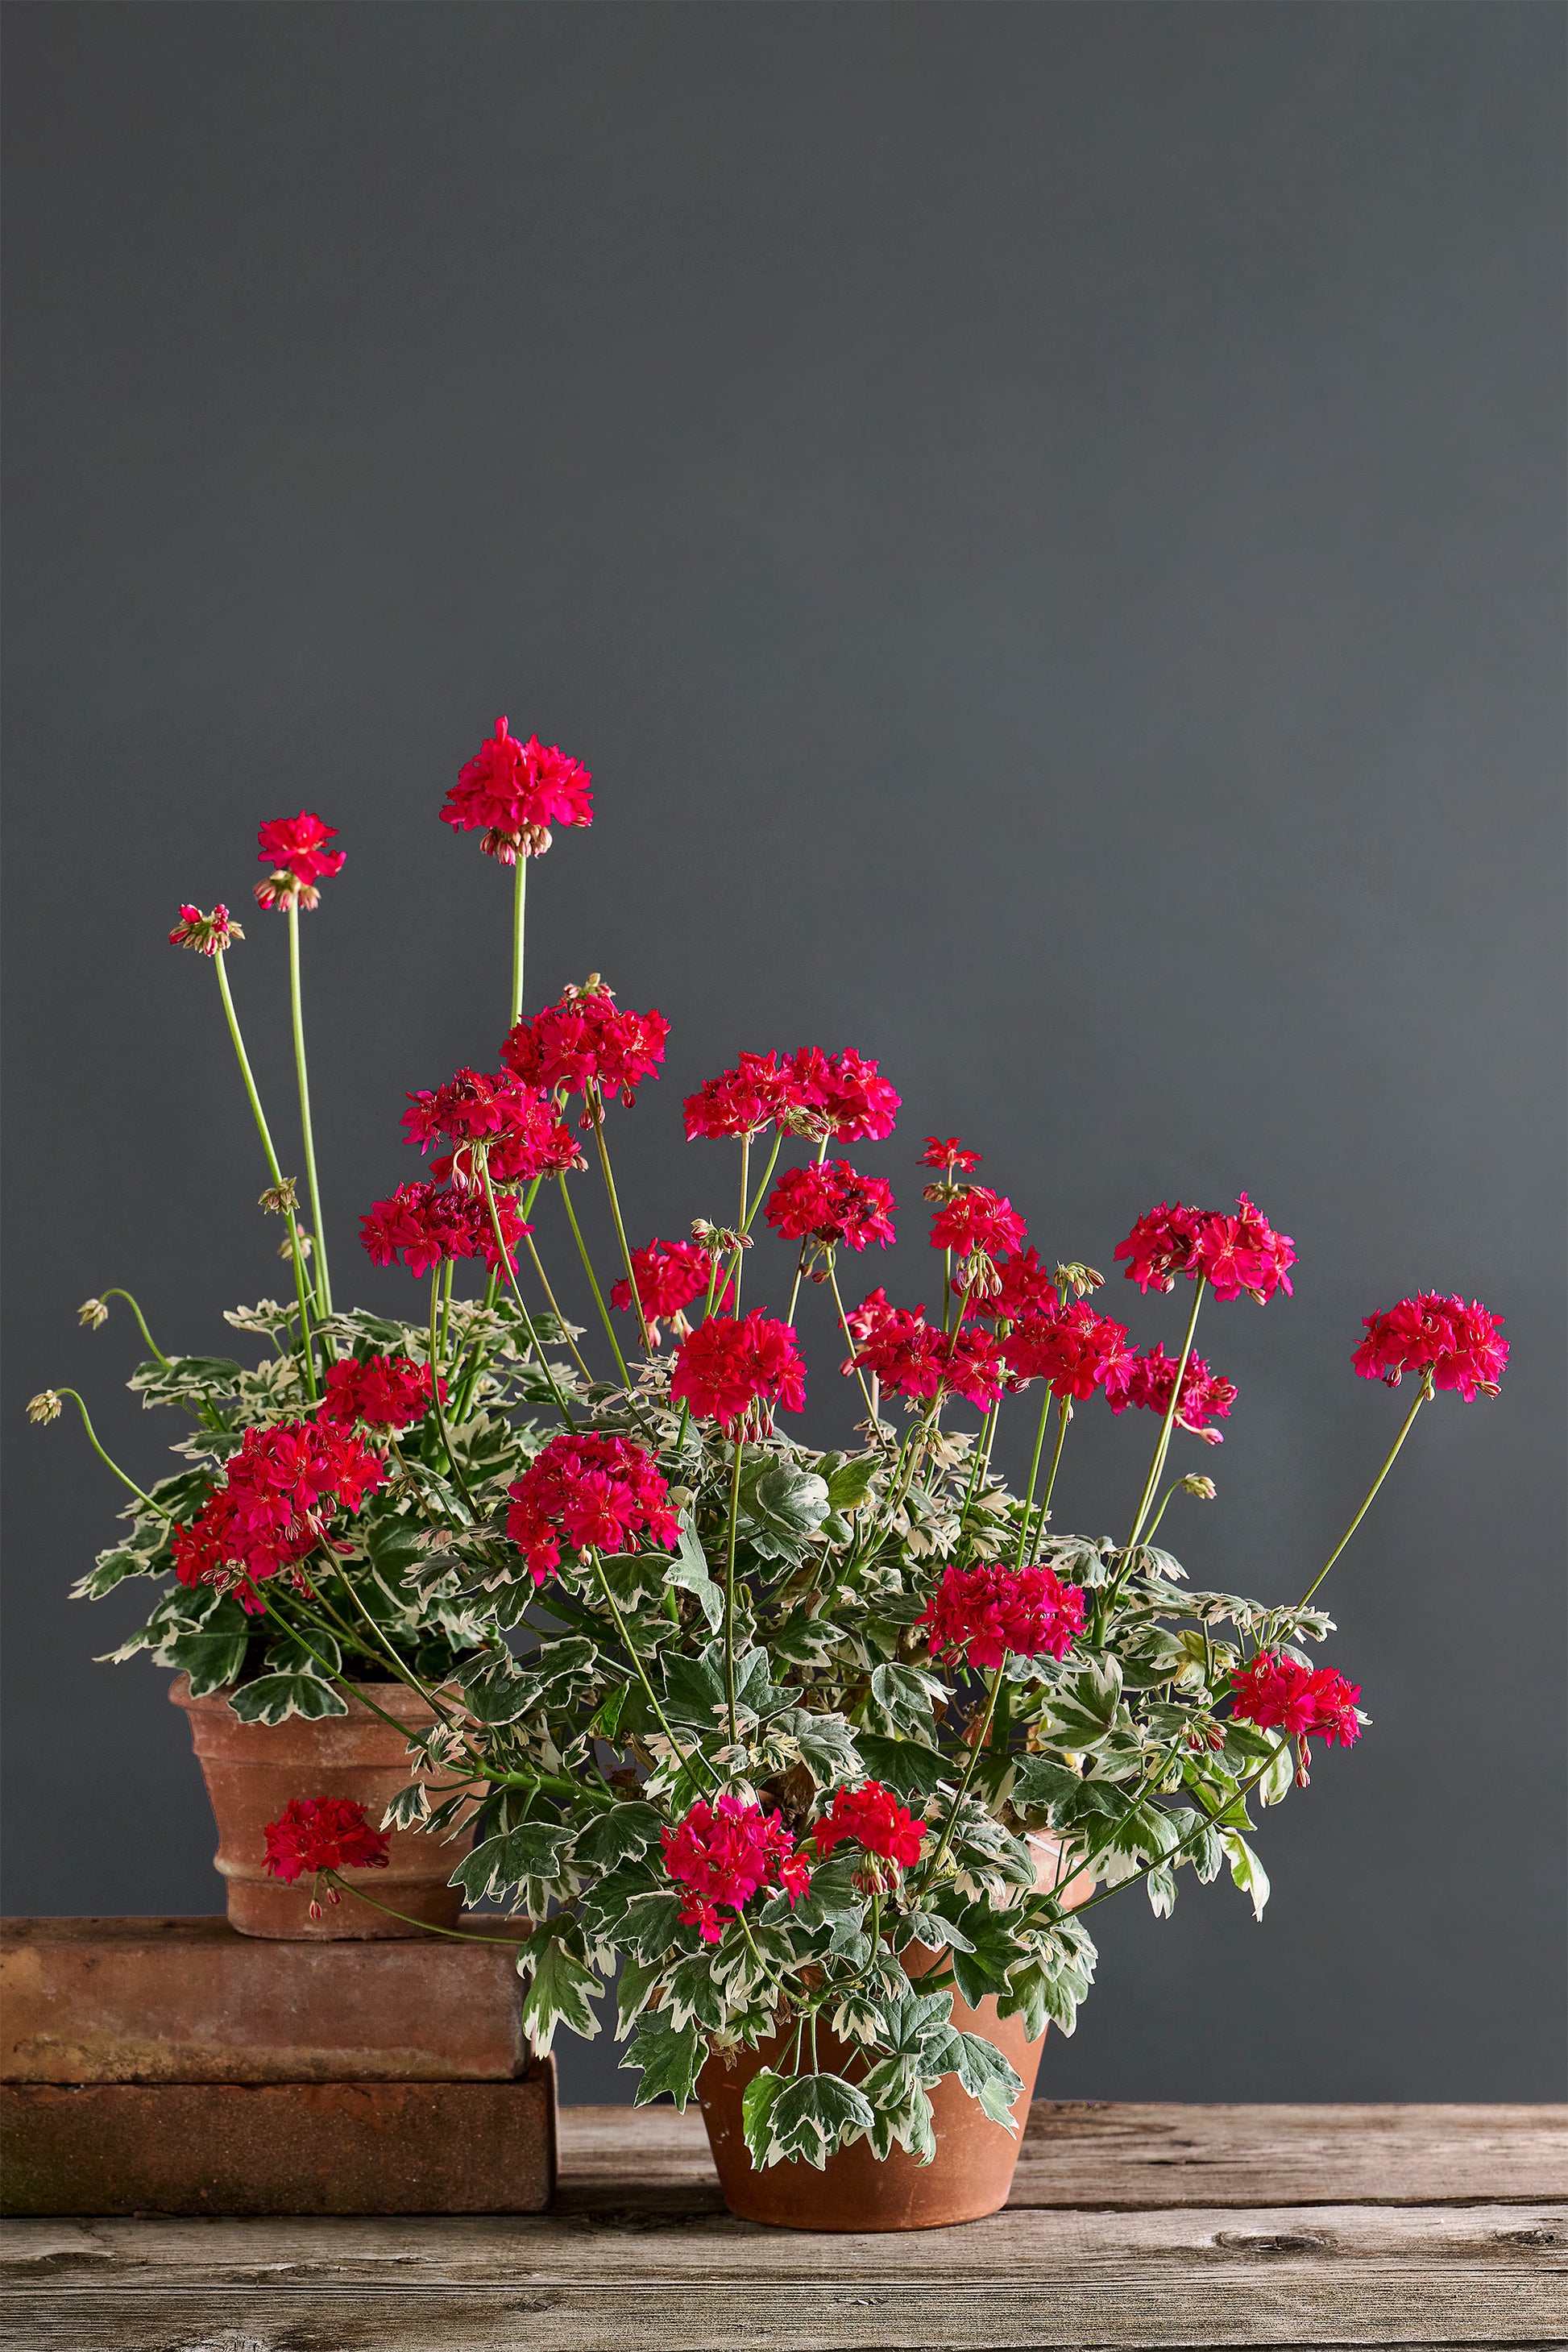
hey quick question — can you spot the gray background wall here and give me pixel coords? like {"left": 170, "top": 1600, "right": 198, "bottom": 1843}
{"left": 4, "top": 2, "right": 1562, "bottom": 2105}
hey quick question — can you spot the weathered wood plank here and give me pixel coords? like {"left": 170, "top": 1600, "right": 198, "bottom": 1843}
{"left": 551, "top": 2103, "right": 1568, "bottom": 2212}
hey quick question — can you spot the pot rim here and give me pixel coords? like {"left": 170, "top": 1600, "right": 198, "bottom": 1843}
{"left": 167, "top": 1670, "right": 454, "bottom": 1724}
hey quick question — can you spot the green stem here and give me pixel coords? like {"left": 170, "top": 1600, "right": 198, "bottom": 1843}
{"left": 1029, "top": 1398, "right": 1072, "bottom": 1562}
{"left": 724, "top": 1433, "right": 745, "bottom": 1744}
{"left": 732, "top": 1134, "right": 751, "bottom": 1318}
{"left": 510, "top": 852, "right": 528, "bottom": 1027}
{"left": 558, "top": 1174, "right": 633, "bottom": 1385}
{"left": 321, "top": 1873, "right": 532, "bottom": 1943}
{"left": 47, "top": 1391, "right": 171, "bottom": 1517}
{"left": 426, "top": 1272, "right": 476, "bottom": 1512}
{"left": 743, "top": 1130, "right": 783, "bottom": 1229}
{"left": 1014, "top": 1388, "right": 1058, "bottom": 1568}
{"left": 1125, "top": 1279, "right": 1206, "bottom": 1553}
{"left": 524, "top": 1233, "right": 594, "bottom": 1380}
{"left": 590, "top": 1549, "right": 713, "bottom": 1786}
{"left": 212, "top": 949, "right": 317, "bottom": 1402}
{"left": 287, "top": 902, "right": 331, "bottom": 1317}
{"left": 827, "top": 1258, "right": 882, "bottom": 1434}
{"left": 96, "top": 1291, "right": 170, "bottom": 1367}
{"left": 1297, "top": 1381, "right": 1431, "bottom": 1609}
{"left": 482, "top": 1164, "right": 577, "bottom": 1424}
{"left": 590, "top": 1092, "right": 653, "bottom": 1354}
{"left": 915, "top": 1670, "right": 1003, "bottom": 1897}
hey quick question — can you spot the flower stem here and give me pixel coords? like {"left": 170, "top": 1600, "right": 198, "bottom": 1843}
{"left": 743, "top": 1130, "right": 783, "bottom": 1229}
{"left": 510, "top": 852, "right": 528, "bottom": 1027}
{"left": 524, "top": 1234, "right": 594, "bottom": 1381}
{"left": 212, "top": 949, "right": 317, "bottom": 1401}
{"left": 480, "top": 1164, "right": 576, "bottom": 1423}
{"left": 591, "top": 1549, "right": 712, "bottom": 1787}
{"left": 287, "top": 902, "right": 331, "bottom": 1318}
{"left": 826, "top": 1258, "right": 881, "bottom": 1434}
{"left": 1297, "top": 1380, "right": 1431, "bottom": 1609}
{"left": 1125, "top": 1278, "right": 1206, "bottom": 1553}
{"left": 320, "top": 1873, "right": 530, "bottom": 1944}
{"left": 915, "top": 1669, "right": 1003, "bottom": 1897}
{"left": 1014, "top": 1388, "right": 1059, "bottom": 1569}
{"left": 558, "top": 1173, "right": 633, "bottom": 1385}
{"left": 45, "top": 1391, "right": 171, "bottom": 1517}
{"left": 731, "top": 1134, "right": 751, "bottom": 1318}
{"left": 589, "top": 1092, "right": 653, "bottom": 1354}
{"left": 724, "top": 1432, "right": 745, "bottom": 1743}
{"left": 96, "top": 1291, "right": 171, "bottom": 1367}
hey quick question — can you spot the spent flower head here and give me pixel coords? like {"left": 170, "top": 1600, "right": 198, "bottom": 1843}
{"left": 168, "top": 903, "right": 243, "bottom": 955}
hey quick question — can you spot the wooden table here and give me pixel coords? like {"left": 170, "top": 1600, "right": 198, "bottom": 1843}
{"left": 2, "top": 2101, "right": 1562, "bottom": 2349}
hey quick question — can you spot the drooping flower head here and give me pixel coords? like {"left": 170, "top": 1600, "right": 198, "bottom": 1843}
{"left": 919, "top": 1136, "right": 982, "bottom": 1174}
{"left": 1002, "top": 1301, "right": 1137, "bottom": 1403}
{"left": 401, "top": 1067, "right": 582, "bottom": 1187}
{"left": 169, "top": 904, "right": 243, "bottom": 956}
{"left": 501, "top": 980, "right": 669, "bottom": 1112}
{"left": 611, "top": 1238, "right": 732, "bottom": 1346}
{"left": 255, "top": 814, "right": 346, "bottom": 912}
{"left": 920, "top": 1559, "right": 1086, "bottom": 1669}
{"left": 783, "top": 1047, "right": 902, "bottom": 1142}
{"left": 661, "top": 1795, "right": 811, "bottom": 1942}
{"left": 1353, "top": 1294, "right": 1507, "bottom": 1400}
{"left": 172, "top": 1418, "right": 387, "bottom": 1608}
{"left": 359, "top": 1180, "right": 529, "bottom": 1279}
{"left": 670, "top": 1310, "right": 807, "bottom": 1428}
{"left": 318, "top": 1353, "right": 441, "bottom": 1432}
{"left": 263, "top": 1797, "right": 390, "bottom": 1885}
{"left": 928, "top": 1185, "right": 1028, "bottom": 1265}
{"left": 811, "top": 1782, "right": 925, "bottom": 1868}
{"left": 765, "top": 1161, "right": 897, "bottom": 1255}
{"left": 1108, "top": 1342, "right": 1237, "bottom": 1442}
{"left": 1114, "top": 1193, "right": 1294, "bottom": 1304}
{"left": 1230, "top": 1653, "right": 1364, "bottom": 1750}
{"left": 440, "top": 717, "right": 593, "bottom": 861}
{"left": 505, "top": 1429, "right": 680, "bottom": 1585}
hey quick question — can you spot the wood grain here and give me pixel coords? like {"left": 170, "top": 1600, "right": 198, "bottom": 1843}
{"left": 2, "top": 2105, "right": 1562, "bottom": 2352}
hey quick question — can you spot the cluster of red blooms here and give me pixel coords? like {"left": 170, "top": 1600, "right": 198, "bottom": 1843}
{"left": 401, "top": 1066, "right": 581, "bottom": 1187}
{"left": 1230, "top": 1653, "right": 1363, "bottom": 1749}
{"left": 1108, "top": 1342, "right": 1238, "bottom": 1441}
{"left": 263, "top": 1797, "right": 391, "bottom": 1885}
{"left": 255, "top": 813, "right": 346, "bottom": 911}
{"left": 168, "top": 903, "right": 243, "bottom": 956}
{"left": 360, "top": 1179, "right": 529, "bottom": 1279}
{"left": 919, "top": 1135, "right": 983, "bottom": 1174}
{"left": 505, "top": 1430, "right": 680, "bottom": 1584}
{"left": 610, "top": 1238, "right": 730, "bottom": 1346}
{"left": 670, "top": 1311, "right": 807, "bottom": 1427}
{"left": 661, "top": 1795, "right": 811, "bottom": 1942}
{"left": 811, "top": 1780, "right": 925, "bottom": 1867}
{"left": 1353, "top": 1293, "right": 1507, "bottom": 1400}
{"left": 1114, "top": 1193, "right": 1295, "bottom": 1305}
{"left": 958, "top": 1246, "right": 1060, "bottom": 1325}
{"left": 439, "top": 717, "right": 593, "bottom": 861}
{"left": 929, "top": 1185, "right": 1029, "bottom": 1263}
{"left": 682, "top": 1048, "right": 900, "bottom": 1143}
{"left": 1002, "top": 1301, "right": 1136, "bottom": 1403}
{"left": 501, "top": 985, "right": 670, "bottom": 1112}
{"left": 172, "top": 1418, "right": 386, "bottom": 1608}
{"left": 844, "top": 1290, "right": 1006, "bottom": 1409}
{"left": 318, "top": 1353, "right": 440, "bottom": 1431}
{"left": 765, "top": 1161, "right": 897, "bottom": 1254}
{"left": 920, "top": 1560, "right": 1086, "bottom": 1669}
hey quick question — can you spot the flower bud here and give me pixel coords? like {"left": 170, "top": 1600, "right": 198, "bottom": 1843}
{"left": 259, "top": 1180, "right": 299, "bottom": 1216}
{"left": 1180, "top": 1475, "right": 1217, "bottom": 1500}
{"left": 78, "top": 1298, "right": 110, "bottom": 1329}
{"left": 254, "top": 871, "right": 321, "bottom": 913}
{"left": 27, "top": 1391, "right": 62, "bottom": 1425}
{"left": 168, "top": 903, "right": 243, "bottom": 955}
{"left": 1054, "top": 1262, "right": 1105, "bottom": 1299}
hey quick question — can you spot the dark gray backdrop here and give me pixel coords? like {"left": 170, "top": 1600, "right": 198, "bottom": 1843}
{"left": 4, "top": 2, "right": 1563, "bottom": 2105}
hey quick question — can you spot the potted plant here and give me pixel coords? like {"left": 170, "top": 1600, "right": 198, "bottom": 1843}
{"left": 32, "top": 716, "right": 1508, "bottom": 2224}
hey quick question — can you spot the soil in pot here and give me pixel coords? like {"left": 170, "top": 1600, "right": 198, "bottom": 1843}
{"left": 696, "top": 1834, "right": 1093, "bottom": 2230}
{"left": 170, "top": 1675, "right": 483, "bottom": 1940}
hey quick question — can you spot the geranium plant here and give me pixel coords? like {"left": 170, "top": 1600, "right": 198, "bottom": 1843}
{"left": 33, "top": 717, "right": 1508, "bottom": 2175}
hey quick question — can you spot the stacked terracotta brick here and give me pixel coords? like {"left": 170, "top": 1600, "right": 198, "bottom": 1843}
{"left": 0, "top": 1918, "right": 555, "bottom": 2213}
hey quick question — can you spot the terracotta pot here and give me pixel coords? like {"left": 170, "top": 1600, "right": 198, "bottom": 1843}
{"left": 169, "top": 1674, "right": 482, "bottom": 1941}
{"left": 697, "top": 1832, "right": 1093, "bottom": 2230}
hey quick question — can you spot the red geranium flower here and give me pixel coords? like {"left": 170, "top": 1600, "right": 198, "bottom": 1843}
{"left": 401, "top": 1067, "right": 581, "bottom": 1188}
{"left": 1002, "top": 1302, "right": 1137, "bottom": 1403}
{"left": 359, "top": 1180, "right": 529, "bottom": 1279}
{"left": 1107, "top": 1342, "right": 1236, "bottom": 1441}
{"left": 501, "top": 985, "right": 669, "bottom": 1111}
{"left": 255, "top": 814, "right": 346, "bottom": 911}
{"left": 263, "top": 1797, "right": 391, "bottom": 1885}
{"left": 811, "top": 1781, "right": 925, "bottom": 1868}
{"left": 168, "top": 903, "right": 243, "bottom": 956}
{"left": 1114, "top": 1193, "right": 1294, "bottom": 1304}
{"left": 662, "top": 1795, "right": 809, "bottom": 1943}
{"left": 843, "top": 1297, "right": 1006, "bottom": 1408}
{"left": 920, "top": 1559, "right": 1085, "bottom": 1669}
{"left": 683, "top": 1052, "right": 798, "bottom": 1141}
{"left": 172, "top": 1419, "right": 386, "bottom": 1609}
{"left": 784, "top": 1048, "right": 902, "bottom": 1142}
{"left": 765, "top": 1161, "right": 897, "bottom": 1253}
{"left": 670, "top": 1311, "right": 807, "bottom": 1428}
{"left": 317, "top": 1353, "right": 440, "bottom": 1432}
{"left": 959, "top": 1247, "right": 1059, "bottom": 1325}
{"left": 929, "top": 1186, "right": 1027, "bottom": 1263}
{"left": 1230, "top": 1653, "right": 1364, "bottom": 1749}
{"left": 611, "top": 1238, "right": 731, "bottom": 1347}
{"left": 440, "top": 718, "right": 593, "bottom": 861}
{"left": 1353, "top": 1293, "right": 1507, "bottom": 1400}
{"left": 505, "top": 1430, "right": 680, "bottom": 1585}
{"left": 919, "top": 1136, "right": 982, "bottom": 1173}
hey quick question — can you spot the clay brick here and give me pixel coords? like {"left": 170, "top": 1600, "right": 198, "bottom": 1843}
{"left": 0, "top": 1916, "right": 533, "bottom": 2084}
{"left": 0, "top": 2072, "right": 556, "bottom": 2214}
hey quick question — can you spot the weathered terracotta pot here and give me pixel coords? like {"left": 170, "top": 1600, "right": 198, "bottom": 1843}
{"left": 170, "top": 1675, "right": 481, "bottom": 1941}
{"left": 697, "top": 1833, "right": 1093, "bottom": 2230}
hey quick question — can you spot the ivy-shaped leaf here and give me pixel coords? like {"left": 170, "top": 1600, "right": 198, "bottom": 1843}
{"left": 226, "top": 1672, "right": 349, "bottom": 1727}
{"left": 621, "top": 2017, "right": 703, "bottom": 2109}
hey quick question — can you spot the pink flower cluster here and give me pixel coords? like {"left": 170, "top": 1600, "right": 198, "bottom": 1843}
{"left": 1114, "top": 1193, "right": 1295, "bottom": 1305}
{"left": 920, "top": 1559, "right": 1086, "bottom": 1669}
{"left": 1230, "top": 1653, "right": 1363, "bottom": 1749}
{"left": 360, "top": 1179, "right": 529, "bottom": 1279}
{"left": 440, "top": 717, "right": 592, "bottom": 861}
{"left": 505, "top": 1430, "right": 680, "bottom": 1584}
{"left": 172, "top": 1419, "right": 386, "bottom": 1608}
{"left": 662, "top": 1795, "right": 811, "bottom": 1942}
{"left": 1108, "top": 1342, "right": 1238, "bottom": 1442}
{"left": 670, "top": 1312, "right": 807, "bottom": 1427}
{"left": 263, "top": 1796, "right": 391, "bottom": 1885}
{"left": 682, "top": 1048, "right": 900, "bottom": 1143}
{"left": 765, "top": 1161, "right": 896, "bottom": 1253}
{"left": 845, "top": 1291, "right": 1006, "bottom": 1409}
{"left": 811, "top": 1781, "right": 925, "bottom": 1867}
{"left": 318, "top": 1353, "right": 440, "bottom": 1432}
{"left": 1002, "top": 1302, "right": 1136, "bottom": 1403}
{"left": 255, "top": 813, "right": 345, "bottom": 911}
{"left": 401, "top": 1066, "right": 581, "bottom": 1187}
{"left": 611, "top": 1238, "right": 730, "bottom": 1346}
{"left": 502, "top": 986, "right": 669, "bottom": 1110}
{"left": 929, "top": 1186, "right": 1028, "bottom": 1263}
{"left": 1353, "top": 1294, "right": 1507, "bottom": 1400}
